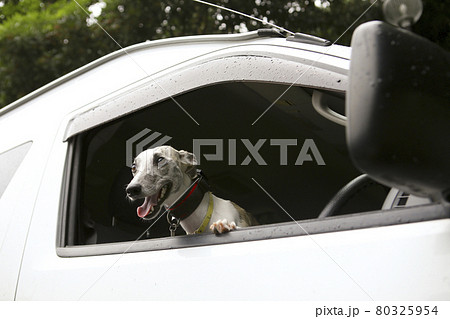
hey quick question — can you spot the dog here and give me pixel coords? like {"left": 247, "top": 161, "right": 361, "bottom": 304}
{"left": 126, "top": 146, "right": 257, "bottom": 234}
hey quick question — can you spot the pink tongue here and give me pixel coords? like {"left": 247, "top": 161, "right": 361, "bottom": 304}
{"left": 137, "top": 197, "right": 151, "bottom": 218}
{"left": 136, "top": 193, "right": 160, "bottom": 218}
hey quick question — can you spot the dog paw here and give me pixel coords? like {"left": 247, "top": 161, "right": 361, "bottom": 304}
{"left": 210, "top": 219, "right": 237, "bottom": 234}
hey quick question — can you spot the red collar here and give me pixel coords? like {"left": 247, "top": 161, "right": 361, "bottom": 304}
{"left": 168, "top": 174, "right": 209, "bottom": 220}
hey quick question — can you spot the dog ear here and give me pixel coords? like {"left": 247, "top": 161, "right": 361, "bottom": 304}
{"left": 178, "top": 150, "right": 198, "bottom": 179}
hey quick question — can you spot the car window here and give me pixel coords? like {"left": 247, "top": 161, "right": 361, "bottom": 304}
{"left": 0, "top": 142, "right": 32, "bottom": 200}
{"left": 61, "top": 82, "right": 390, "bottom": 247}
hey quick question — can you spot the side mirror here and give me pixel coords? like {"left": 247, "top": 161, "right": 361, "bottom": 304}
{"left": 346, "top": 21, "right": 450, "bottom": 202}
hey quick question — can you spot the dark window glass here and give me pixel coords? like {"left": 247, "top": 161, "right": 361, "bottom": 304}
{"left": 66, "top": 82, "right": 388, "bottom": 245}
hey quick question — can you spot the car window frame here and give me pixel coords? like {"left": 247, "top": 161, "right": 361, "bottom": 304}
{"left": 55, "top": 50, "right": 449, "bottom": 257}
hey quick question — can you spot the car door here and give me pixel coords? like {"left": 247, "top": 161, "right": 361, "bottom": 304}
{"left": 16, "top": 39, "right": 450, "bottom": 300}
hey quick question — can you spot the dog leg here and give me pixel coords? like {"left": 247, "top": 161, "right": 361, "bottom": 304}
{"left": 210, "top": 219, "right": 237, "bottom": 234}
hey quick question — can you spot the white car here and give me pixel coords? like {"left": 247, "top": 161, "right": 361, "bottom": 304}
{"left": 0, "top": 22, "right": 448, "bottom": 300}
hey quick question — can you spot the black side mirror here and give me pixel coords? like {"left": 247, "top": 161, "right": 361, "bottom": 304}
{"left": 346, "top": 21, "right": 450, "bottom": 202}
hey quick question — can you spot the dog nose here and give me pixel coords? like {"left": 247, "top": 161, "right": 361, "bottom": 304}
{"left": 126, "top": 184, "right": 142, "bottom": 197}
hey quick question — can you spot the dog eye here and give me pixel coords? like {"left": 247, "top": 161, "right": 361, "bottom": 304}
{"left": 131, "top": 163, "right": 137, "bottom": 174}
{"left": 156, "top": 156, "right": 167, "bottom": 168}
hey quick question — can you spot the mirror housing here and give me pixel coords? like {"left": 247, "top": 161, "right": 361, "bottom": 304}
{"left": 346, "top": 21, "right": 450, "bottom": 202}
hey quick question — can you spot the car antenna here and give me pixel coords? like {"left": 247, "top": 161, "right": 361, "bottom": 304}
{"left": 193, "top": 0, "right": 295, "bottom": 36}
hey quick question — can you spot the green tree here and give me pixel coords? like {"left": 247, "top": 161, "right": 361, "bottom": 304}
{"left": 0, "top": 0, "right": 100, "bottom": 106}
{"left": 0, "top": 0, "right": 448, "bottom": 109}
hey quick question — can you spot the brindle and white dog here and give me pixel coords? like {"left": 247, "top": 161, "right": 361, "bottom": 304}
{"left": 126, "top": 146, "right": 257, "bottom": 234}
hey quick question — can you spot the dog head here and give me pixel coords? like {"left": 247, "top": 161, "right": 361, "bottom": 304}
{"left": 126, "top": 145, "right": 198, "bottom": 220}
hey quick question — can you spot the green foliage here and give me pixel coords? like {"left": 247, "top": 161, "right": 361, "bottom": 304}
{"left": 0, "top": 0, "right": 448, "bottom": 108}
{"left": 0, "top": 0, "right": 98, "bottom": 106}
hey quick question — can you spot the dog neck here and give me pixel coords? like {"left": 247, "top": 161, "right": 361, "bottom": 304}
{"left": 179, "top": 192, "right": 212, "bottom": 234}
{"left": 166, "top": 172, "right": 212, "bottom": 234}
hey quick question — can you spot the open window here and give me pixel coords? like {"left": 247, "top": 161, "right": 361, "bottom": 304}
{"left": 59, "top": 80, "right": 393, "bottom": 251}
